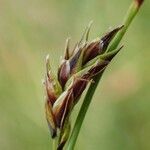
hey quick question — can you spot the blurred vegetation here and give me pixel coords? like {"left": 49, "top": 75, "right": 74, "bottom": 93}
{"left": 0, "top": 0, "right": 149, "bottom": 150}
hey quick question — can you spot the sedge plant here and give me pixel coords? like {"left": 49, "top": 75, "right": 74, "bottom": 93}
{"left": 43, "top": 0, "right": 144, "bottom": 150}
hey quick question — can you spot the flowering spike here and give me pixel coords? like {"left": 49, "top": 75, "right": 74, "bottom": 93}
{"left": 77, "top": 21, "right": 93, "bottom": 47}
{"left": 69, "top": 49, "right": 82, "bottom": 74}
{"left": 84, "top": 45, "right": 123, "bottom": 69}
{"left": 83, "top": 38, "right": 100, "bottom": 64}
{"left": 83, "top": 26, "right": 123, "bottom": 64}
{"left": 87, "top": 60, "right": 108, "bottom": 77}
{"left": 85, "top": 21, "right": 93, "bottom": 42}
{"left": 46, "top": 55, "right": 50, "bottom": 75}
{"left": 71, "top": 77, "right": 90, "bottom": 104}
{"left": 78, "top": 26, "right": 88, "bottom": 46}
{"left": 45, "top": 55, "right": 62, "bottom": 105}
{"left": 44, "top": 24, "right": 126, "bottom": 149}
{"left": 58, "top": 60, "right": 70, "bottom": 89}
{"left": 45, "top": 100, "right": 57, "bottom": 138}
{"left": 60, "top": 90, "right": 73, "bottom": 128}
{"left": 53, "top": 89, "right": 73, "bottom": 128}
{"left": 64, "top": 38, "right": 71, "bottom": 60}
{"left": 101, "top": 45, "right": 123, "bottom": 61}
{"left": 100, "top": 25, "right": 124, "bottom": 52}
{"left": 45, "top": 76, "right": 57, "bottom": 105}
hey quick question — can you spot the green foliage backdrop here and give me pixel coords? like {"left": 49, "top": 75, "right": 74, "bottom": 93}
{"left": 0, "top": 0, "right": 149, "bottom": 150}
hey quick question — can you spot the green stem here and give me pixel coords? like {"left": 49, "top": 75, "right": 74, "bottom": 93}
{"left": 108, "top": 0, "right": 143, "bottom": 52}
{"left": 66, "top": 75, "right": 102, "bottom": 150}
{"left": 66, "top": 1, "right": 144, "bottom": 150}
{"left": 52, "top": 138, "right": 57, "bottom": 150}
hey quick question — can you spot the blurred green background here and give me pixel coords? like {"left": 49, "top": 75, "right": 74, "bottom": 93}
{"left": 0, "top": 0, "right": 149, "bottom": 150}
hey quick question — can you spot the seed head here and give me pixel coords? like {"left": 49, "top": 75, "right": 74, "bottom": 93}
{"left": 44, "top": 24, "right": 123, "bottom": 149}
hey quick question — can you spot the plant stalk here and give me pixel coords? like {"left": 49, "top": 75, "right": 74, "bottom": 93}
{"left": 108, "top": 0, "right": 143, "bottom": 51}
{"left": 52, "top": 138, "right": 57, "bottom": 150}
{"left": 66, "top": 75, "right": 102, "bottom": 149}
{"left": 66, "top": 1, "right": 144, "bottom": 150}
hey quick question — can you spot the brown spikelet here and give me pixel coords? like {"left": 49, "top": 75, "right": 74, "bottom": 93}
{"left": 83, "top": 26, "right": 123, "bottom": 64}
{"left": 135, "top": 0, "right": 144, "bottom": 8}
{"left": 58, "top": 60, "right": 70, "bottom": 89}
{"left": 45, "top": 100, "right": 57, "bottom": 138}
